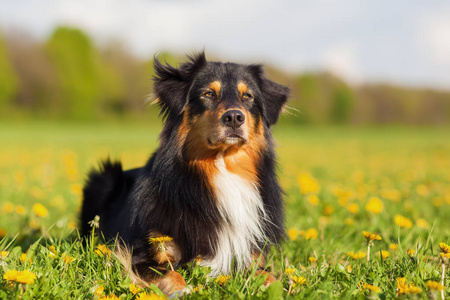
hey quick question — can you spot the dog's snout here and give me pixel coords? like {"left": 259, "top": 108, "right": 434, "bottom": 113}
{"left": 222, "top": 110, "right": 245, "bottom": 129}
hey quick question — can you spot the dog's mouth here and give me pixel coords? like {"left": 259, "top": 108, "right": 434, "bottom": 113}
{"left": 207, "top": 134, "right": 246, "bottom": 147}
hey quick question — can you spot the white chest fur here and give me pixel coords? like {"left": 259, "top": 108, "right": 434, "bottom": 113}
{"left": 200, "top": 155, "right": 268, "bottom": 276}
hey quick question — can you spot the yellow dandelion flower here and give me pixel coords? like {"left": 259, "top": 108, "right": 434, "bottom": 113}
{"left": 338, "top": 196, "right": 349, "bottom": 207}
{"left": 378, "top": 250, "right": 390, "bottom": 259}
{"left": 365, "top": 197, "right": 383, "bottom": 214}
{"left": 396, "top": 278, "right": 409, "bottom": 295}
{"left": 3, "top": 270, "right": 19, "bottom": 281}
{"left": 49, "top": 245, "right": 57, "bottom": 254}
{"left": 323, "top": 205, "right": 334, "bottom": 216}
{"left": 416, "top": 218, "right": 429, "bottom": 229}
{"left": 408, "top": 284, "right": 423, "bottom": 294}
{"left": 19, "top": 253, "right": 27, "bottom": 263}
{"left": 192, "top": 286, "right": 201, "bottom": 293}
{"left": 285, "top": 268, "right": 296, "bottom": 275}
{"left": 15, "top": 270, "right": 37, "bottom": 284}
{"left": 308, "top": 257, "right": 317, "bottom": 263}
{"left": 215, "top": 274, "right": 231, "bottom": 285}
{"left": 394, "top": 215, "right": 413, "bottom": 228}
{"left": 416, "top": 184, "right": 429, "bottom": 196}
{"left": 3, "top": 202, "right": 14, "bottom": 213}
{"left": 425, "top": 280, "right": 444, "bottom": 291}
{"left": 307, "top": 194, "right": 319, "bottom": 206}
{"left": 95, "top": 244, "right": 111, "bottom": 257}
{"left": 62, "top": 254, "right": 75, "bottom": 264}
{"left": 0, "top": 251, "right": 9, "bottom": 260}
{"left": 16, "top": 205, "right": 26, "bottom": 215}
{"left": 94, "top": 285, "right": 105, "bottom": 296}
{"left": 360, "top": 282, "right": 381, "bottom": 293}
{"left": 346, "top": 265, "right": 352, "bottom": 273}
{"left": 129, "top": 283, "right": 141, "bottom": 295}
{"left": 344, "top": 218, "right": 354, "bottom": 226}
{"left": 439, "top": 242, "right": 450, "bottom": 254}
{"left": 347, "top": 203, "right": 359, "bottom": 214}
{"left": 287, "top": 228, "right": 298, "bottom": 241}
{"left": 70, "top": 184, "right": 82, "bottom": 196}
{"left": 362, "top": 231, "right": 382, "bottom": 242}
{"left": 292, "top": 275, "right": 307, "bottom": 287}
{"left": 33, "top": 203, "right": 48, "bottom": 217}
{"left": 407, "top": 249, "right": 415, "bottom": 257}
{"left": 136, "top": 292, "right": 164, "bottom": 300}
{"left": 440, "top": 252, "right": 450, "bottom": 259}
{"left": 352, "top": 252, "right": 366, "bottom": 260}
{"left": 304, "top": 228, "right": 318, "bottom": 240}
{"left": 389, "top": 243, "right": 398, "bottom": 251}
{"left": 298, "top": 173, "right": 320, "bottom": 194}
{"left": 148, "top": 236, "right": 173, "bottom": 244}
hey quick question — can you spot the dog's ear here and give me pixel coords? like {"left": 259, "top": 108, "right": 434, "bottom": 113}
{"left": 153, "top": 52, "right": 207, "bottom": 118}
{"left": 249, "top": 65, "right": 290, "bottom": 126}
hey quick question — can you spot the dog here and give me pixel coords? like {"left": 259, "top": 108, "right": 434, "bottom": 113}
{"left": 80, "top": 53, "right": 289, "bottom": 295}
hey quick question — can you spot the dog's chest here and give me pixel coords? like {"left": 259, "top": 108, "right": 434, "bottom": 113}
{"left": 200, "top": 155, "right": 267, "bottom": 276}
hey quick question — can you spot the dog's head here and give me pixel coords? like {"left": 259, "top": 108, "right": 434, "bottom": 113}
{"left": 153, "top": 53, "right": 289, "bottom": 159}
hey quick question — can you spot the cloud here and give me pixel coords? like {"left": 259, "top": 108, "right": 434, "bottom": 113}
{"left": 419, "top": 6, "right": 450, "bottom": 66}
{"left": 321, "top": 42, "right": 363, "bottom": 84}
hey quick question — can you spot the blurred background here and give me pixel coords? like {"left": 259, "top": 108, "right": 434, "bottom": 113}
{"left": 1, "top": 0, "right": 449, "bottom": 124}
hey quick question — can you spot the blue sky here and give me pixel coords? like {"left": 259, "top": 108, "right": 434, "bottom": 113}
{"left": 1, "top": 0, "right": 449, "bottom": 89}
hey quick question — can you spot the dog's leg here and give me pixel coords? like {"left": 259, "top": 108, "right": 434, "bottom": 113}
{"left": 251, "top": 251, "right": 277, "bottom": 287}
{"left": 115, "top": 236, "right": 186, "bottom": 295}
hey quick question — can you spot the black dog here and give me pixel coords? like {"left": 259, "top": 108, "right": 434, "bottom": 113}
{"left": 81, "top": 53, "right": 289, "bottom": 294}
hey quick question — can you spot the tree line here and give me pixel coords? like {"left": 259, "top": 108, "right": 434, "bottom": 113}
{"left": 1, "top": 26, "right": 449, "bottom": 124}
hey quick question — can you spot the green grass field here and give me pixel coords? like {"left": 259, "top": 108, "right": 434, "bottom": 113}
{"left": 1, "top": 121, "right": 450, "bottom": 299}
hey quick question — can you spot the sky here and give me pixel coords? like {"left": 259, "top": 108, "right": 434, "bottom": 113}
{"left": 1, "top": 0, "right": 450, "bottom": 90}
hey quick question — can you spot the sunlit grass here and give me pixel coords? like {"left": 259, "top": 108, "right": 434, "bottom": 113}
{"left": 1, "top": 121, "right": 450, "bottom": 298}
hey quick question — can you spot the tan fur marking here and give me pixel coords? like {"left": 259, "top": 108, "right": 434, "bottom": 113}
{"left": 154, "top": 270, "right": 187, "bottom": 295}
{"left": 251, "top": 251, "right": 266, "bottom": 268}
{"left": 148, "top": 231, "right": 182, "bottom": 265}
{"left": 209, "top": 81, "right": 222, "bottom": 95}
{"left": 237, "top": 81, "right": 249, "bottom": 95}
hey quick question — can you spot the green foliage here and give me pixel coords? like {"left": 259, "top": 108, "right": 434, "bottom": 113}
{"left": 330, "top": 83, "right": 354, "bottom": 124}
{"left": 45, "top": 27, "right": 101, "bottom": 119}
{"left": 0, "top": 31, "right": 18, "bottom": 110}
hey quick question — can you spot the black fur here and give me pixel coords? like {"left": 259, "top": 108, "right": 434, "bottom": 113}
{"left": 80, "top": 52, "right": 289, "bottom": 285}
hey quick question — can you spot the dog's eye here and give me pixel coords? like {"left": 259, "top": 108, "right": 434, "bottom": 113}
{"left": 203, "top": 91, "right": 215, "bottom": 98}
{"left": 242, "top": 93, "right": 253, "bottom": 100}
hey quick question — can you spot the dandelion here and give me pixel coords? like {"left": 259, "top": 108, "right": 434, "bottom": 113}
{"left": 15, "top": 270, "right": 37, "bottom": 284}
{"left": 62, "top": 254, "right": 75, "bottom": 264}
{"left": 307, "top": 194, "right": 319, "bottom": 206}
{"left": 298, "top": 173, "right": 320, "bottom": 194}
{"left": 291, "top": 275, "right": 307, "bottom": 287}
{"left": 394, "top": 215, "right": 413, "bottom": 228}
{"left": 48, "top": 245, "right": 57, "bottom": 258}
{"left": 4, "top": 270, "right": 37, "bottom": 284}
{"left": 425, "top": 281, "right": 444, "bottom": 291}
{"left": 439, "top": 242, "right": 450, "bottom": 254}
{"left": 136, "top": 293, "right": 164, "bottom": 300}
{"left": 365, "top": 197, "right": 383, "bottom": 214}
{"left": 0, "top": 251, "right": 9, "bottom": 260}
{"left": 323, "top": 205, "right": 334, "bottom": 215}
{"left": 389, "top": 243, "right": 398, "bottom": 251}
{"left": 215, "top": 274, "right": 231, "bottom": 285}
{"left": 20, "top": 253, "right": 27, "bottom": 263}
{"left": 94, "top": 286, "right": 105, "bottom": 296}
{"left": 408, "top": 285, "right": 423, "bottom": 294}
{"left": 149, "top": 236, "right": 174, "bottom": 271}
{"left": 344, "top": 218, "right": 354, "bottom": 226}
{"left": 88, "top": 215, "right": 100, "bottom": 228}
{"left": 308, "top": 257, "right": 317, "bottom": 263}
{"left": 396, "top": 278, "right": 409, "bottom": 295}
{"left": 407, "top": 249, "right": 415, "bottom": 258}
{"left": 287, "top": 228, "right": 298, "bottom": 241}
{"left": 346, "top": 265, "right": 352, "bottom": 273}
{"left": 95, "top": 244, "right": 111, "bottom": 258}
{"left": 378, "top": 250, "right": 390, "bottom": 259}
{"left": 304, "top": 228, "right": 318, "bottom": 240}
{"left": 359, "top": 282, "right": 381, "bottom": 293}
{"left": 349, "top": 252, "right": 366, "bottom": 260}
{"left": 416, "top": 218, "right": 429, "bottom": 229}
{"left": 16, "top": 205, "right": 26, "bottom": 215}
{"left": 363, "top": 231, "right": 381, "bottom": 261}
{"left": 129, "top": 283, "right": 141, "bottom": 295}
{"left": 285, "top": 267, "right": 296, "bottom": 276}
{"left": 3, "top": 202, "right": 14, "bottom": 213}
{"left": 33, "top": 203, "right": 48, "bottom": 217}
{"left": 347, "top": 203, "right": 359, "bottom": 214}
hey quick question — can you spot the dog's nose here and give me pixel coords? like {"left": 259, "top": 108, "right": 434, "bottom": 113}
{"left": 221, "top": 110, "right": 245, "bottom": 129}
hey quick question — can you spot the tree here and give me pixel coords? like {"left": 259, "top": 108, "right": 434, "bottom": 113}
{"left": 0, "top": 31, "right": 18, "bottom": 111}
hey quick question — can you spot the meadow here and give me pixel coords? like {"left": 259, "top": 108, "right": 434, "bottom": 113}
{"left": 1, "top": 121, "right": 449, "bottom": 299}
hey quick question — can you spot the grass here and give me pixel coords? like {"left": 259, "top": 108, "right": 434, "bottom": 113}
{"left": 1, "top": 121, "right": 450, "bottom": 299}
